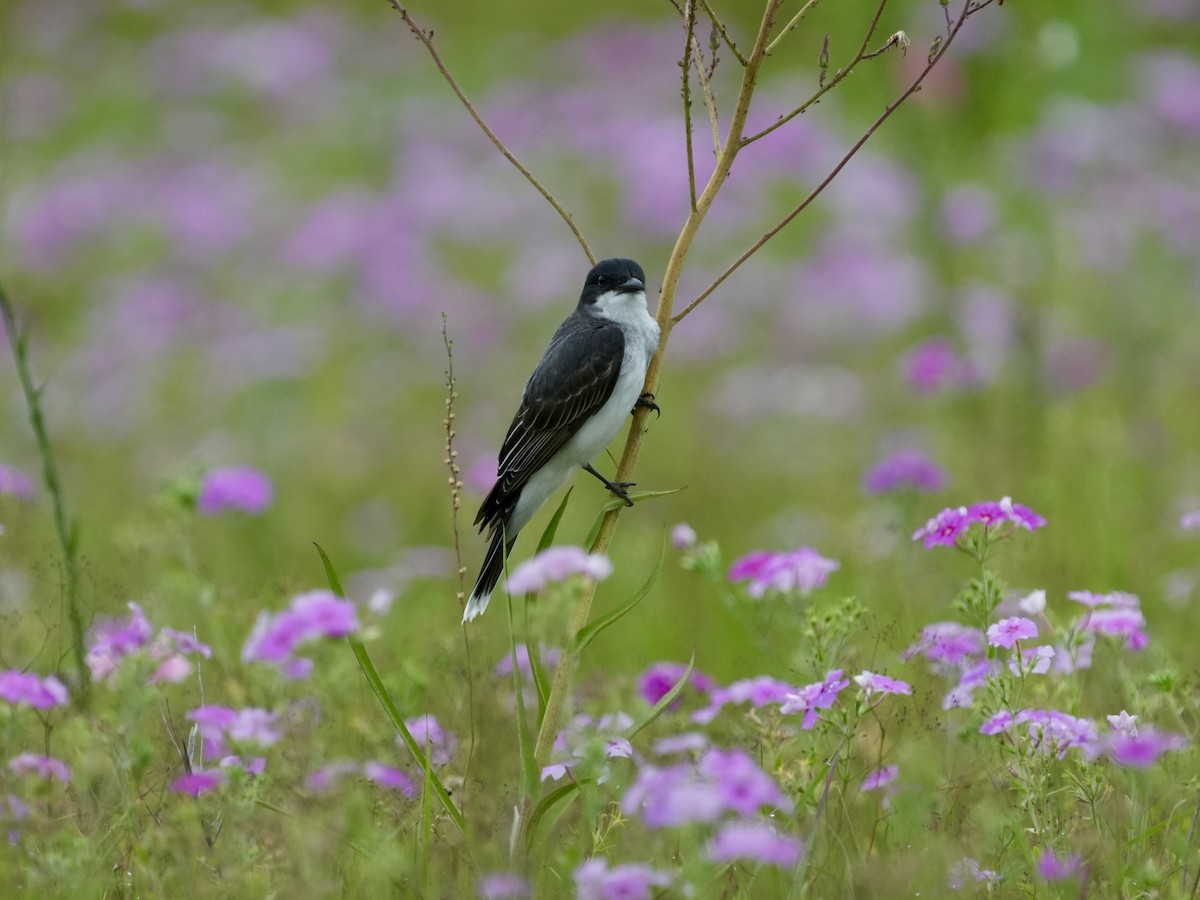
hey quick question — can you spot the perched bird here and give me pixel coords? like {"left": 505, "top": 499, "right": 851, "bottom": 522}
{"left": 464, "top": 258, "right": 661, "bottom": 622}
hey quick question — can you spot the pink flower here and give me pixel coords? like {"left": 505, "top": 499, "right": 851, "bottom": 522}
{"left": 197, "top": 466, "right": 273, "bottom": 515}
{"left": 0, "top": 465, "right": 35, "bottom": 501}
{"left": 911, "top": 506, "right": 971, "bottom": 547}
{"left": 670, "top": 523, "right": 697, "bottom": 549}
{"left": 780, "top": 670, "right": 850, "bottom": 729}
{"left": 903, "top": 338, "right": 977, "bottom": 394}
{"left": 505, "top": 546, "right": 612, "bottom": 595}
{"left": 728, "top": 547, "right": 839, "bottom": 597}
{"left": 1098, "top": 728, "right": 1187, "bottom": 768}
{"left": 242, "top": 590, "right": 360, "bottom": 669}
{"left": 862, "top": 449, "right": 948, "bottom": 494}
{"left": 403, "top": 714, "right": 457, "bottom": 766}
{"left": 637, "top": 661, "right": 715, "bottom": 707}
{"left": 854, "top": 671, "right": 912, "bottom": 697}
{"left": 363, "top": 762, "right": 416, "bottom": 797}
{"left": 573, "top": 859, "right": 672, "bottom": 900}
{"left": 706, "top": 819, "right": 804, "bottom": 867}
{"left": 150, "top": 654, "right": 193, "bottom": 684}
{"left": 1037, "top": 850, "right": 1082, "bottom": 881}
{"left": 1106, "top": 710, "right": 1138, "bottom": 737}
{"left": 1007, "top": 645, "right": 1055, "bottom": 676}
{"left": 170, "top": 770, "right": 225, "bottom": 795}
{"left": 1082, "top": 607, "right": 1148, "bottom": 650}
{"left": 913, "top": 497, "right": 1046, "bottom": 548}
{"left": 861, "top": 765, "right": 899, "bottom": 792}
{"left": 0, "top": 671, "right": 69, "bottom": 709}
{"left": 86, "top": 601, "right": 153, "bottom": 682}
{"left": 986, "top": 616, "right": 1038, "bottom": 649}
{"left": 1181, "top": 510, "right": 1200, "bottom": 530}
{"left": 9, "top": 753, "right": 70, "bottom": 782}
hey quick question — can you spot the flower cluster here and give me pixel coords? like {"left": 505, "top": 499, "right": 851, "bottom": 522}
{"left": 637, "top": 661, "right": 715, "bottom": 708}
{"left": 86, "top": 601, "right": 212, "bottom": 684}
{"left": 912, "top": 496, "right": 1046, "bottom": 548}
{"left": 542, "top": 712, "right": 634, "bottom": 782}
{"left": 728, "top": 547, "right": 839, "bottom": 597}
{"left": 242, "top": 590, "right": 359, "bottom": 677}
{"left": 779, "top": 669, "right": 851, "bottom": 728}
{"left": 0, "top": 671, "right": 69, "bottom": 709}
{"left": 506, "top": 546, "right": 613, "bottom": 595}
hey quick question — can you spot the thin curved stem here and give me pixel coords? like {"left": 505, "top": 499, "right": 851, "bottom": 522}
{"left": 385, "top": 1, "right": 596, "bottom": 265}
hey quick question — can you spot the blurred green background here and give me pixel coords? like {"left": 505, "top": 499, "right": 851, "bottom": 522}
{"left": 1, "top": 0, "right": 1198, "bottom": 689}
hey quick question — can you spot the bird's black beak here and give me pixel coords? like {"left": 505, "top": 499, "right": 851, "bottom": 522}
{"left": 619, "top": 276, "right": 645, "bottom": 294}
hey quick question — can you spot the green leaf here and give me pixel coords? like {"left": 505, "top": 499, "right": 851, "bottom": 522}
{"left": 624, "top": 650, "right": 695, "bottom": 742}
{"left": 315, "top": 543, "right": 470, "bottom": 846}
{"left": 507, "top": 590, "right": 541, "bottom": 805}
{"left": 573, "top": 532, "right": 666, "bottom": 654}
{"left": 527, "top": 634, "right": 551, "bottom": 723}
{"left": 584, "top": 486, "right": 685, "bottom": 550}
{"left": 537, "top": 487, "right": 573, "bottom": 553}
{"left": 525, "top": 780, "right": 583, "bottom": 849}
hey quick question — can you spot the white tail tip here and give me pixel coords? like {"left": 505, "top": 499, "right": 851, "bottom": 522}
{"left": 462, "top": 591, "right": 491, "bottom": 623}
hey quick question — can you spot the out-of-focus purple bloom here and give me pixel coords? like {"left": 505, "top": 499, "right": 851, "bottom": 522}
{"left": 363, "top": 762, "right": 416, "bottom": 797}
{"left": 1181, "top": 510, "right": 1200, "bottom": 530}
{"left": 243, "top": 590, "right": 360, "bottom": 670}
{"left": 1037, "top": 851, "right": 1083, "bottom": 882}
{"left": 478, "top": 872, "right": 531, "bottom": 899}
{"left": 494, "top": 644, "right": 562, "bottom": 680}
{"left": 306, "top": 760, "right": 360, "bottom": 794}
{"left": 940, "top": 184, "right": 998, "bottom": 245}
{"left": 987, "top": 617, "right": 1038, "bottom": 649}
{"left": 0, "top": 465, "right": 35, "bottom": 501}
{"left": 904, "top": 622, "right": 985, "bottom": 668}
{"left": 949, "top": 858, "right": 1000, "bottom": 889}
{"left": 170, "top": 770, "right": 225, "bottom": 796}
{"left": 1107, "top": 710, "right": 1138, "bottom": 737}
{"left": 692, "top": 675, "right": 797, "bottom": 724}
{"left": 638, "top": 661, "right": 715, "bottom": 708}
{"left": 854, "top": 671, "right": 912, "bottom": 698}
{"left": 1082, "top": 607, "right": 1148, "bottom": 650}
{"left": 149, "top": 655, "right": 192, "bottom": 684}
{"left": 227, "top": 708, "right": 282, "bottom": 745}
{"left": 943, "top": 659, "right": 992, "bottom": 710}
{"left": 1018, "top": 589, "right": 1047, "bottom": 615}
{"left": 404, "top": 714, "right": 457, "bottom": 766}
{"left": 197, "top": 466, "right": 274, "bottom": 515}
{"left": 862, "top": 449, "right": 948, "bottom": 494}
{"left": 219, "top": 755, "right": 267, "bottom": 776}
{"left": 1094, "top": 728, "right": 1188, "bottom": 768}
{"left": 506, "top": 546, "right": 612, "bottom": 595}
{"left": 0, "top": 671, "right": 69, "bottom": 709}
{"left": 700, "top": 748, "right": 791, "bottom": 816}
{"left": 903, "top": 338, "right": 978, "bottom": 394}
{"left": 780, "top": 669, "right": 851, "bottom": 729}
{"left": 1067, "top": 590, "right": 1140, "bottom": 608}
{"left": 670, "top": 522, "right": 697, "bottom": 549}
{"left": 652, "top": 732, "right": 709, "bottom": 755}
{"left": 706, "top": 819, "right": 804, "bottom": 867}
{"left": 988, "top": 709, "right": 1097, "bottom": 758}
{"left": 980, "top": 711, "right": 1014, "bottom": 736}
{"left": 728, "top": 547, "right": 839, "bottom": 598}
{"left": 1140, "top": 52, "right": 1200, "bottom": 137}
{"left": 540, "top": 763, "right": 570, "bottom": 782}
{"left": 86, "top": 601, "right": 153, "bottom": 682}
{"left": 9, "top": 753, "right": 71, "bottom": 783}
{"left": 1007, "top": 645, "right": 1055, "bottom": 676}
{"left": 574, "top": 858, "right": 672, "bottom": 900}
{"left": 281, "top": 190, "right": 374, "bottom": 273}
{"left": 861, "top": 765, "right": 899, "bottom": 792}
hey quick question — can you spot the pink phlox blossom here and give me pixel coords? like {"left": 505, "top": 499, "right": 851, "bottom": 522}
{"left": 573, "top": 858, "right": 672, "bottom": 900}
{"left": 692, "top": 675, "right": 796, "bottom": 724}
{"left": 1086, "top": 727, "right": 1187, "bottom": 768}
{"left": 706, "top": 819, "right": 804, "bottom": 867}
{"left": 699, "top": 748, "right": 793, "bottom": 816}
{"left": 670, "top": 522, "right": 698, "bottom": 549}
{"left": 1081, "top": 607, "right": 1148, "bottom": 650}
{"left": 912, "top": 506, "right": 971, "bottom": 547}
{"left": 861, "top": 765, "right": 899, "bottom": 792}
{"left": 478, "top": 872, "right": 531, "bottom": 899}
{"left": 505, "top": 546, "right": 612, "bottom": 595}
{"left": 196, "top": 465, "right": 273, "bottom": 515}
{"left": 9, "top": 753, "right": 70, "bottom": 782}
{"left": 652, "top": 732, "right": 709, "bottom": 756}
{"left": 1007, "top": 644, "right": 1055, "bottom": 676}
{"left": 1017, "top": 709, "right": 1098, "bottom": 757}
{"left": 914, "top": 497, "right": 1046, "bottom": 548}
{"left": 637, "top": 661, "right": 716, "bottom": 708}
{"left": 242, "top": 590, "right": 360, "bottom": 671}
{"left": 306, "top": 760, "right": 360, "bottom": 793}
{"left": 1037, "top": 851, "right": 1083, "bottom": 882}
{"left": 494, "top": 643, "right": 561, "bottom": 680}
{"left": 780, "top": 670, "right": 850, "bottom": 729}
{"left": 980, "top": 710, "right": 1015, "bottom": 735}
{"left": 727, "top": 547, "right": 839, "bottom": 597}
{"left": 904, "top": 622, "right": 985, "bottom": 668}
{"left": 170, "top": 770, "right": 225, "bottom": 795}
{"left": 986, "top": 616, "right": 1038, "bottom": 649}
{"left": 0, "top": 465, "right": 35, "bottom": 500}
{"left": 1106, "top": 710, "right": 1138, "bottom": 737}
{"left": 86, "top": 601, "right": 153, "bottom": 681}
{"left": 0, "top": 671, "right": 69, "bottom": 709}
{"left": 854, "top": 671, "right": 912, "bottom": 698}
{"left": 403, "top": 714, "right": 457, "bottom": 766}
{"left": 1017, "top": 589, "right": 1047, "bottom": 615}
{"left": 1067, "top": 590, "right": 1140, "bottom": 608}
{"left": 363, "top": 761, "right": 416, "bottom": 797}
{"left": 862, "top": 449, "right": 948, "bottom": 494}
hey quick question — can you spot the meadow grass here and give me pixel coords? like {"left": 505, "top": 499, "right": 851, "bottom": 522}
{"left": 1, "top": 0, "right": 1199, "bottom": 896}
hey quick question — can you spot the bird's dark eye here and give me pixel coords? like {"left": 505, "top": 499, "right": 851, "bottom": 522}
{"left": 596, "top": 275, "right": 609, "bottom": 287}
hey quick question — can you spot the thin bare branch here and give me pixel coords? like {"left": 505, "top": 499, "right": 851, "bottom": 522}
{"left": 385, "top": 1, "right": 595, "bottom": 265}
{"left": 698, "top": 0, "right": 748, "bottom": 66}
{"left": 765, "top": 0, "right": 822, "bottom": 56}
{"left": 683, "top": 0, "right": 699, "bottom": 211}
{"left": 691, "top": 34, "right": 722, "bottom": 156}
{"left": 675, "top": 0, "right": 984, "bottom": 324}
{"left": 741, "top": 0, "right": 891, "bottom": 146}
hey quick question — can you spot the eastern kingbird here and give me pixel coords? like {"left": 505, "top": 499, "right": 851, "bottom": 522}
{"left": 464, "top": 258, "right": 661, "bottom": 622}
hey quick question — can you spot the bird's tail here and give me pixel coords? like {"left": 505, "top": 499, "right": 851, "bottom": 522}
{"left": 463, "top": 525, "right": 515, "bottom": 623}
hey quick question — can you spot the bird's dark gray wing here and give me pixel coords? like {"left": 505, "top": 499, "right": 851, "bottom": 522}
{"left": 475, "top": 316, "right": 625, "bottom": 530}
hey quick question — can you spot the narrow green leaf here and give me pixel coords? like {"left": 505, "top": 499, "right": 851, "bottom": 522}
{"left": 315, "top": 543, "right": 470, "bottom": 845}
{"left": 536, "top": 487, "right": 573, "bottom": 553}
{"left": 584, "top": 486, "right": 686, "bottom": 550}
{"left": 527, "top": 635, "right": 551, "bottom": 723}
{"left": 573, "top": 532, "right": 666, "bottom": 654}
{"left": 624, "top": 650, "right": 695, "bottom": 742}
{"left": 525, "top": 780, "right": 582, "bottom": 849}
{"left": 507, "top": 590, "right": 541, "bottom": 804}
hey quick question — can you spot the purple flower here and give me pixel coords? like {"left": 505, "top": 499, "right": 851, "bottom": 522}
{"left": 728, "top": 547, "right": 839, "bottom": 597}
{"left": 670, "top": 522, "right": 697, "bottom": 549}
{"left": 638, "top": 661, "right": 715, "bottom": 707}
{"left": 1095, "top": 728, "right": 1188, "bottom": 768}
{"left": 9, "top": 753, "right": 70, "bottom": 782}
{"left": 706, "top": 819, "right": 804, "bottom": 867}
{"left": 196, "top": 466, "right": 273, "bottom": 515}
{"left": 478, "top": 872, "right": 531, "bottom": 899}
{"left": 1081, "top": 607, "right": 1148, "bottom": 650}
{"left": 506, "top": 546, "right": 612, "bottom": 595}
{"left": 692, "top": 675, "right": 797, "bottom": 724}
{"left": 0, "top": 465, "right": 35, "bottom": 501}
{"left": 980, "top": 711, "right": 1014, "bottom": 736}
{"left": 780, "top": 669, "right": 851, "bottom": 729}
{"left": 243, "top": 590, "right": 360, "bottom": 668}
{"left": 404, "top": 714, "right": 457, "bottom": 766}
{"left": 861, "top": 765, "right": 899, "bottom": 792}
{"left": 1181, "top": 510, "right": 1200, "bottom": 530}
{"left": 948, "top": 858, "right": 1000, "bottom": 889}
{"left": 1037, "top": 851, "right": 1082, "bottom": 882}
{"left": 573, "top": 858, "right": 672, "bottom": 900}
{"left": 940, "top": 184, "right": 998, "bottom": 246}
{"left": 363, "top": 762, "right": 416, "bottom": 797}
{"left": 943, "top": 659, "right": 992, "bottom": 710}
{"left": 986, "top": 616, "right": 1038, "bottom": 649}
{"left": 862, "top": 449, "right": 948, "bottom": 494}
{"left": 494, "top": 644, "right": 561, "bottom": 680}
{"left": 854, "top": 671, "right": 912, "bottom": 698}
{"left": 86, "top": 601, "right": 153, "bottom": 682}
{"left": 0, "top": 671, "right": 69, "bottom": 709}
{"left": 652, "top": 732, "right": 709, "bottom": 755}
{"left": 904, "top": 622, "right": 985, "bottom": 668}
{"left": 699, "top": 748, "right": 791, "bottom": 816}
{"left": 1015, "top": 709, "right": 1098, "bottom": 758}
{"left": 1007, "top": 645, "right": 1055, "bottom": 676}
{"left": 1067, "top": 590, "right": 1140, "bottom": 608}
{"left": 1106, "top": 710, "right": 1138, "bottom": 736}
{"left": 911, "top": 506, "right": 971, "bottom": 548}
{"left": 170, "top": 770, "right": 225, "bottom": 796}
{"left": 903, "top": 338, "right": 977, "bottom": 394}
{"left": 227, "top": 708, "right": 282, "bottom": 745}
{"left": 306, "top": 760, "right": 360, "bottom": 793}
{"left": 149, "top": 654, "right": 193, "bottom": 684}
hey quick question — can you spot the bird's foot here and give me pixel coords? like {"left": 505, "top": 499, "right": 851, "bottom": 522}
{"left": 633, "top": 392, "right": 661, "bottom": 418}
{"left": 605, "top": 480, "right": 637, "bottom": 507}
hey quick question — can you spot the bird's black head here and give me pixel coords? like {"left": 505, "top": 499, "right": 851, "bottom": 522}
{"left": 579, "top": 258, "right": 646, "bottom": 306}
